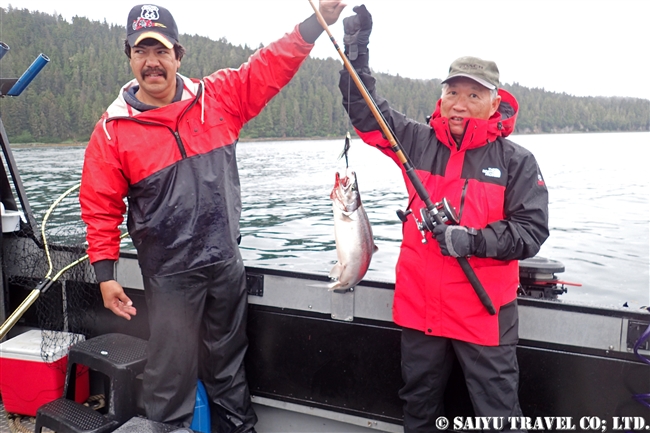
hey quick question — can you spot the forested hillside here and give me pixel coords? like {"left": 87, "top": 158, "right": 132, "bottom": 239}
{"left": 0, "top": 6, "right": 648, "bottom": 143}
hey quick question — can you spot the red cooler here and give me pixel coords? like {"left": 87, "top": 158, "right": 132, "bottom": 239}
{"left": 0, "top": 330, "right": 89, "bottom": 416}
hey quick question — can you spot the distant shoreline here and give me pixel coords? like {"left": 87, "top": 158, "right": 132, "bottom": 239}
{"left": 8, "top": 136, "right": 342, "bottom": 148}
{"left": 7, "top": 130, "right": 647, "bottom": 149}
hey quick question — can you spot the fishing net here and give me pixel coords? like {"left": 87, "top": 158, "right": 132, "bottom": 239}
{"left": 0, "top": 163, "right": 104, "bottom": 429}
{"left": 1, "top": 180, "right": 99, "bottom": 373}
{"left": 0, "top": 143, "right": 135, "bottom": 433}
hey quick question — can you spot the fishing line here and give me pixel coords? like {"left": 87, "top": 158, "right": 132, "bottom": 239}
{"left": 337, "top": 131, "right": 351, "bottom": 170}
{"left": 335, "top": 77, "right": 353, "bottom": 171}
{"left": 345, "top": 73, "right": 352, "bottom": 170}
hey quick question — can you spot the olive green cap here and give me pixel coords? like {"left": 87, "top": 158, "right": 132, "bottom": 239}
{"left": 441, "top": 56, "right": 500, "bottom": 90}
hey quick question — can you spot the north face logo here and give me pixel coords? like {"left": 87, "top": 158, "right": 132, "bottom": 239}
{"left": 482, "top": 168, "right": 501, "bottom": 178}
{"left": 461, "top": 63, "right": 484, "bottom": 72}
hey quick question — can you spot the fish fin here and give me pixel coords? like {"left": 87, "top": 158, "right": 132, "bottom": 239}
{"left": 307, "top": 282, "right": 332, "bottom": 290}
{"left": 340, "top": 212, "right": 355, "bottom": 221}
{"left": 329, "top": 262, "right": 343, "bottom": 280}
{"left": 328, "top": 281, "right": 352, "bottom": 292}
{"left": 373, "top": 244, "right": 379, "bottom": 254}
{"left": 328, "top": 264, "right": 354, "bottom": 291}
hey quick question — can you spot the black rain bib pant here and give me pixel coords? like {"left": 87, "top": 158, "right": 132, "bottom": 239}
{"left": 142, "top": 251, "right": 257, "bottom": 432}
{"left": 399, "top": 300, "right": 526, "bottom": 433}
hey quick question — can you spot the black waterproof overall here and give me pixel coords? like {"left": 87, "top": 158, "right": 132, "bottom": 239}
{"left": 142, "top": 252, "right": 256, "bottom": 432}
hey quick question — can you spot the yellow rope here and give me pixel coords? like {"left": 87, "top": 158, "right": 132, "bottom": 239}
{"left": 3, "top": 184, "right": 122, "bottom": 433}
{"left": 7, "top": 413, "right": 35, "bottom": 433}
{"left": 41, "top": 182, "right": 81, "bottom": 280}
{"left": 40, "top": 182, "right": 130, "bottom": 283}
{"left": 0, "top": 181, "right": 131, "bottom": 340}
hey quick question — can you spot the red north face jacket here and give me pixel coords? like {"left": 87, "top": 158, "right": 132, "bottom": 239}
{"left": 340, "top": 73, "right": 549, "bottom": 346}
{"left": 80, "top": 26, "right": 313, "bottom": 278}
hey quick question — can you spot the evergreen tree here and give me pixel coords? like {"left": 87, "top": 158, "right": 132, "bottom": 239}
{"left": 0, "top": 6, "right": 647, "bottom": 144}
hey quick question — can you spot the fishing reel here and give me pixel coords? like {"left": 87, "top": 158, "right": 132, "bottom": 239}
{"left": 397, "top": 198, "right": 459, "bottom": 244}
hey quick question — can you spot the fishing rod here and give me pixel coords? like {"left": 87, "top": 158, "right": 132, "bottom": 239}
{"left": 0, "top": 183, "right": 130, "bottom": 340}
{"left": 307, "top": 0, "right": 495, "bottom": 315}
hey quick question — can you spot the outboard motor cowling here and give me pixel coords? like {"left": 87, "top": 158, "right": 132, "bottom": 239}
{"left": 518, "top": 257, "right": 574, "bottom": 299}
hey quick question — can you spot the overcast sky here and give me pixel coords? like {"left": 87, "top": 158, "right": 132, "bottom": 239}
{"left": 1, "top": 0, "right": 649, "bottom": 100}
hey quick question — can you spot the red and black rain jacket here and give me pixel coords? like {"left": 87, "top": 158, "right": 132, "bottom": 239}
{"left": 80, "top": 26, "right": 313, "bottom": 278}
{"left": 340, "top": 72, "right": 549, "bottom": 345}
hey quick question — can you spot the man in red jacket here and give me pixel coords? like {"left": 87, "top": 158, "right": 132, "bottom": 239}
{"left": 79, "top": 3, "right": 345, "bottom": 432}
{"left": 340, "top": 6, "right": 548, "bottom": 432}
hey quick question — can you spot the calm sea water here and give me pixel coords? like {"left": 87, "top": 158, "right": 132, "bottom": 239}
{"left": 6, "top": 131, "right": 649, "bottom": 309}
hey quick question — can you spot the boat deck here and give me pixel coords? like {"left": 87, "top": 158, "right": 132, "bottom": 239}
{"left": 0, "top": 398, "right": 395, "bottom": 433}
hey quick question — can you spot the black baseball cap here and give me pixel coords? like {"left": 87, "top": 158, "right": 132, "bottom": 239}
{"left": 441, "top": 56, "right": 500, "bottom": 90}
{"left": 127, "top": 4, "right": 179, "bottom": 49}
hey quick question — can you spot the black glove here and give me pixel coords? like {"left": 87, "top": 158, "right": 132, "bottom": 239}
{"left": 343, "top": 5, "right": 372, "bottom": 67}
{"left": 433, "top": 225, "right": 477, "bottom": 258}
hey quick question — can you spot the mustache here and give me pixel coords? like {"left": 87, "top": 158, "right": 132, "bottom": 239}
{"left": 141, "top": 67, "right": 166, "bottom": 78}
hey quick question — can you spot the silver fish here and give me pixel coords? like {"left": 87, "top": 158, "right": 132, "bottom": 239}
{"left": 329, "top": 170, "right": 377, "bottom": 291}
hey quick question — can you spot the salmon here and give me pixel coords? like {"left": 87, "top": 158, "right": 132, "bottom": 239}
{"left": 329, "top": 170, "right": 377, "bottom": 291}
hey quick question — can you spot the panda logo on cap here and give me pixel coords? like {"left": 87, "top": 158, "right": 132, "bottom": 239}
{"left": 140, "top": 5, "right": 160, "bottom": 21}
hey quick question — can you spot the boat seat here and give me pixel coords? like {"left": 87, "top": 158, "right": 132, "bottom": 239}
{"left": 34, "top": 333, "right": 148, "bottom": 433}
